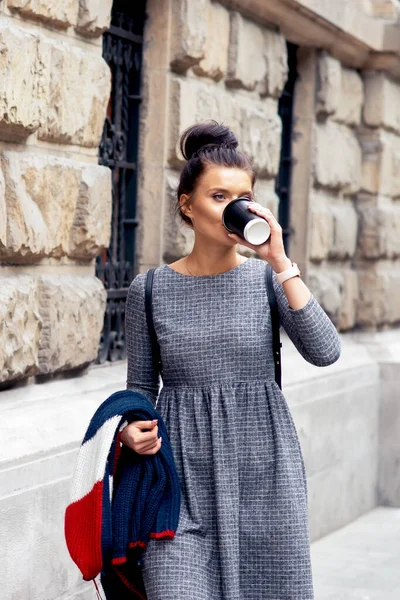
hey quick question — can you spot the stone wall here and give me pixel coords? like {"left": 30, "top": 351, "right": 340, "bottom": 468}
{"left": 307, "top": 51, "right": 363, "bottom": 331}
{"left": 303, "top": 50, "right": 400, "bottom": 332}
{"left": 159, "top": 2, "right": 285, "bottom": 263}
{"left": 0, "top": 0, "right": 113, "bottom": 384}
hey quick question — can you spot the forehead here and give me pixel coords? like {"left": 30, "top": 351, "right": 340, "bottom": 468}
{"left": 198, "top": 165, "right": 253, "bottom": 190}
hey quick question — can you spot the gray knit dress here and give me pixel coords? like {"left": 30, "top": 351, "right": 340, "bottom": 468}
{"left": 125, "top": 257, "right": 341, "bottom": 600}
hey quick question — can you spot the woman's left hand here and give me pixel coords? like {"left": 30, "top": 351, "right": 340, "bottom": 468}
{"left": 227, "top": 201, "right": 292, "bottom": 273}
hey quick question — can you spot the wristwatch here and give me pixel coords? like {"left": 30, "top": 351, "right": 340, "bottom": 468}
{"left": 275, "top": 262, "right": 301, "bottom": 285}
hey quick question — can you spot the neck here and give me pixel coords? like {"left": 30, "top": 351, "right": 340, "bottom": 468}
{"left": 186, "top": 242, "right": 243, "bottom": 276}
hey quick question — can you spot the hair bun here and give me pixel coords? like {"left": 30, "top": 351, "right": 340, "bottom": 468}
{"left": 180, "top": 121, "right": 239, "bottom": 161}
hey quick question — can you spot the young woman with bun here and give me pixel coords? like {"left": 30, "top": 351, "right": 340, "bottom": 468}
{"left": 121, "top": 121, "right": 341, "bottom": 599}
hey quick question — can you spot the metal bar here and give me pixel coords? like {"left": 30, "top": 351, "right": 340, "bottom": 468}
{"left": 108, "top": 25, "right": 143, "bottom": 45}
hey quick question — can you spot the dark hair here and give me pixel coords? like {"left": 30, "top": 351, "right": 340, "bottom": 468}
{"left": 175, "top": 121, "right": 255, "bottom": 228}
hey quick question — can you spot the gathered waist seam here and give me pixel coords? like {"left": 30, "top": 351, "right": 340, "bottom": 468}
{"left": 160, "top": 379, "right": 276, "bottom": 390}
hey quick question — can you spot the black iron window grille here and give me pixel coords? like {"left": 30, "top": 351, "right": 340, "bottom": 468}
{"left": 276, "top": 42, "right": 298, "bottom": 253}
{"left": 96, "top": 1, "right": 146, "bottom": 364}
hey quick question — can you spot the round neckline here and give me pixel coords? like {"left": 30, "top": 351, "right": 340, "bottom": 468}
{"left": 164, "top": 257, "right": 252, "bottom": 279}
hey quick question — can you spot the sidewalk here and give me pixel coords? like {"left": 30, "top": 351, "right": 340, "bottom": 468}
{"left": 311, "top": 506, "right": 400, "bottom": 600}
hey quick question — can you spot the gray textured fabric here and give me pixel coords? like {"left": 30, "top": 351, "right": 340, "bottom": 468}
{"left": 125, "top": 257, "right": 341, "bottom": 600}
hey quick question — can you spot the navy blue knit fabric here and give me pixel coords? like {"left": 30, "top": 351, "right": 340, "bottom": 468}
{"left": 69, "top": 389, "right": 181, "bottom": 599}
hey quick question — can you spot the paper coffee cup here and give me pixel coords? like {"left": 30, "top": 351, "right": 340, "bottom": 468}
{"left": 222, "top": 198, "right": 271, "bottom": 245}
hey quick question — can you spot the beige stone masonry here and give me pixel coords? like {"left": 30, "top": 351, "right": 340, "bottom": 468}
{"left": 0, "top": 276, "right": 41, "bottom": 383}
{"left": 69, "top": 165, "right": 112, "bottom": 259}
{"left": 369, "top": 0, "right": 400, "bottom": 19}
{"left": 0, "top": 22, "right": 47, "bottom": 141}
{"left": 0, "top": 22, "right": 110, "bottom": 145}
{"left": 170, "top": 0, "right": 208, "bottom": 73}
{"left": 316, "top": 52, "right": 363, "bottom": 127}
{"left": 357, "top": 194, "right": 400, "bottom": 260}
{"left": 169, "top": 77, "right": 281, "bottom": 177}
{"left": 7, "top": 0, "right": 79, "bottom": 29}
{"left": 364, "top": 72, "right": 400, "bottom": 136}
{"left": 313, "top": 121, "right": 362, "bottom": 193}
{"left": 227, "top": 12, "right": 288, "bottom": 98}
{"left": 330, "top": 201, "right": 358, "bottom": 260}
{"left": 38, "top": 39, "right": 110, "bottom": 147}
{"left": 0, "top": 152, "right": 111, "bottom": 262}
{"left": 309, "top": 190, "right": 334, "bottom": 262}
{"left": 75, "top": 0, "right": 113, "bottom": 37}
{"left": 309, "top": 267, "right": 359, "bottom": 330}
{"left": 309, "top": 191, "right": 357, "bottom": 262}
{"left": 163, "top": 170, "right": 194, "bottom": 263}
{"left": 360, "top": 128, "right": 400, "bottom": 199}
{"left": 0, "top": 152, "right": 81, "bottom": 262}
{"left": 253, "top": 179, "right": 279, "bottom": 216}
{"left": 192, "top": 1, "right": 230, "bottom": 81}
{"left": 37, "top": 275, "right": 106, "bottom": 374}
{"left": 357, "top": 262, "right": 400, "bottom": 327}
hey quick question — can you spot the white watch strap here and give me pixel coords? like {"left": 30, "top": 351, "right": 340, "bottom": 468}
{"left": 275, "top": 262, "right": 301, "bottom": 284}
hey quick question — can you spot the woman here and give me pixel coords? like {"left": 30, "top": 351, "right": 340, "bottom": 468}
{"left": 121, "top": 122, "right": 341, "bottom": 600}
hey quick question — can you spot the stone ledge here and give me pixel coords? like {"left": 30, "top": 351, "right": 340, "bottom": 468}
{"left": 218, "top": 0, "right": 400, "bottom": 78}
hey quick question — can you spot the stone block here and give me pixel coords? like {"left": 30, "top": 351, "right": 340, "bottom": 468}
{"left": 192, "top": 1, "right": 230, "bottom": 82}
{"left": 0, "top": 276, "right": 41, "bottom": 383}
{"left": 38, "top": 275, "right": 106, "bottom": 374}
{"left": 168, "top": 77, "right": 239, "bottom": 167}
{"left": 163, "top": 170, "right": 194, "bottom": 262}
{"left": 316, "top": 51, "right": 341, "bottom": 118}
{"left": 313, "top": 121, "right": 362, "bottom": 193}
{"left": 309, "top": 267, "right": 358, "bottom": 330}
{"left": 75, "top": 0, "right": 112, "bottom": 37}
{"left": 38, "top": 40, "right": 110, "bottom": 147}
{"left": 309, "top": 190, "right": 334, "bottom": 261}
{"left": 168, "top": 77, "right": 281, "bottom": 177}
{"left": 0, "top": 152, "right": 81, "bottom": 262}
{"left": 357, "top": 195, "right": 400, "bottom": 259}
{"left": 227, "top": 12, "right": 287, "bottom": 98}
{"left": 336, "top": 68, "right": 363, "bottom": 127}
{"left": 369, "top": 0, "right": 400, "bottom": 19}
{"left": 68, "top": 165, "right": 112, "bottom": 259}
{"left": 357, "top": 262, "right": 400, "bottom": 327}
{"left": 360, "top": 129, "right": 400, "bottom": 199}
{"left": 253, "top": 179, "right": 279, "bottom": 216}
{"left": 0, "top": 152, "right": 110, "bottom": 262}
{"left": 316, "top": 52, "right": 363, "bottom": 127}
{"left": 7, "top": 0, "right": 79, "bottom": 29}
{"left": 239, "top": 98, "right": 282, "bottom": 178}
{"left": 329, "top": 200, "right": 358, "bottom": 259}
{"left": 0, "top": 23, "right": 48, "bottom": 141}
{"left": 170, "top": 0, "right": 208, "bottom": 73}
{"left": 364, "top": 72, "right": 400, "bottom": 135}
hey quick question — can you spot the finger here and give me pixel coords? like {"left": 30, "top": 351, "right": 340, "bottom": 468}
{"left": 141, "top": 437, "right": 162, "bottom": 455}
{"left": 227, "top": 232, "right": 258, "bottom": 252}
{"left": 132, "top": 420, "right": 158, "bottom": 430}
{"left": 247, "top": 205, "right": 281, "bottom": 231}
{"left": 133, "top": 428, "right": 159, "bottom": 444}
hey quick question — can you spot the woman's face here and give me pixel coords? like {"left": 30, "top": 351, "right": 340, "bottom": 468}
{"left": 180, "top": 165, "right": 254, "bottom": 245}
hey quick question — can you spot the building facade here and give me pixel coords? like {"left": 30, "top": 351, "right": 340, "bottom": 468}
{"left": 1, "top": 0, "right": 400, "bottom": 598}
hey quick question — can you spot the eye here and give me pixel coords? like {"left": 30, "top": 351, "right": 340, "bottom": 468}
{"left": 213, "top": 193, "right": 225, "bottom": 201}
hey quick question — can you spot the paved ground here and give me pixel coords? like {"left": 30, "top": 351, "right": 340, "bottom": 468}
{"left": 311, "top": 506, "right": 400, "bottom": 600}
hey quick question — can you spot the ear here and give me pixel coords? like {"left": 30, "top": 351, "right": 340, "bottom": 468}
{"left": 179, "top": 193, "right": 192, "bottom": 217}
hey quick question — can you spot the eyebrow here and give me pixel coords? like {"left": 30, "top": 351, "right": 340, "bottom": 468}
{"left": 207, "top": 187, "right": 253, "bottom": 195}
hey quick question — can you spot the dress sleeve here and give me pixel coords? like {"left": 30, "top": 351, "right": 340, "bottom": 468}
{"left": 272, "top": 273, "right": 341, "bottom": 367}
{"left": 125, "top": 273, "right": 160, "bottom": 408}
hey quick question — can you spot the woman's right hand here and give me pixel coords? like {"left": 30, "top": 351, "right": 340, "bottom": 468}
{"left": 120, "top": 419, "right": 162, "bottom": 455}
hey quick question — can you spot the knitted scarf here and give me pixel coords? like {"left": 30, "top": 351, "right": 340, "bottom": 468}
{"left": 64, "top": 389, "right": 181, "bottom": 599}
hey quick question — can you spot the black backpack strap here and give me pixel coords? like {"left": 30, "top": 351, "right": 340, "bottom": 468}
{"left": 265, "top": 264, "right": 282, "bottom": 390}
{"left": 145, "top": 268, "right": 162, "bottom": 375}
